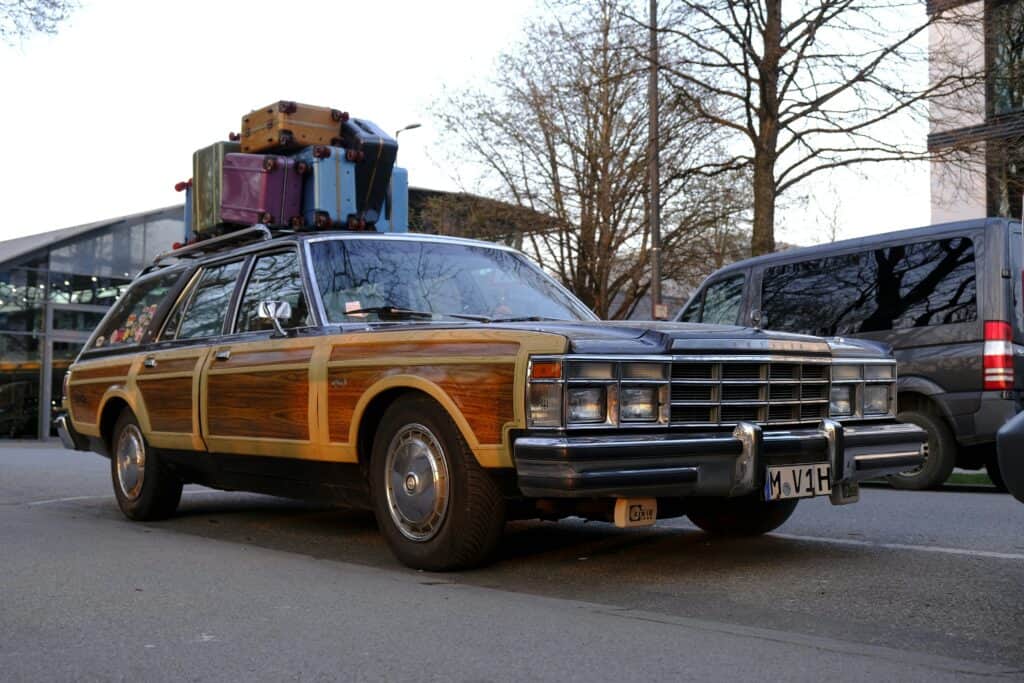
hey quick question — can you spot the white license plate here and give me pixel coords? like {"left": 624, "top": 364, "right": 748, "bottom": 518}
{"left": 764, "top": 463, "right": 832, "bottom": 501}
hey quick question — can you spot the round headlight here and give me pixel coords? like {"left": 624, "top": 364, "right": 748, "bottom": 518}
{"left": 568, "top": 386, "right": 606, "bottom": 423}
{"left": 829, "top": 385, "right": 854, "bottom": 417}
{"left": 620, "top": 386, "right": 658, "bottom": 422}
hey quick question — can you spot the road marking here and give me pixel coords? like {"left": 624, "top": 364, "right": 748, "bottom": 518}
{"left": 771, "top": 532, "right": 1024, "bottom": 562}
{"left": 26, "top": 490, "right": 225, "bottom": 507}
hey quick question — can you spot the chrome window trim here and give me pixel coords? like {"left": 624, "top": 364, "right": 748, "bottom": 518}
{"left": 230, "top": 246, "right": 316, "bottom": 336}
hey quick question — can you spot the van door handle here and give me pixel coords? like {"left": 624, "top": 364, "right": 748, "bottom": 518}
{"left": 143, "top": 356, "right": 157, "bottom": 368}
{"left": 214, "top": 349, "right": 232, "bottom": 361}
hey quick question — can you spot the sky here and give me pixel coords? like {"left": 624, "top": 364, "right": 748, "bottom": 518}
{"left": 0, "top": 0, "right": 930, "bottom": 250}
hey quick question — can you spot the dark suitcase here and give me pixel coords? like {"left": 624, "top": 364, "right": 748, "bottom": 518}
{"left": 241, "top": 101, "right": 346, "bottom": 154}
{"left": 340, "top": 117, "right": 397, "bottom": 224}
{"left": 294, "top": 145, "right": 357, "bottom": 228}
{"left": 192, "top": 141, "right": 241, "bottom": 235}
{"left": 221, "top": 153, "right": 306, "bottom": 227}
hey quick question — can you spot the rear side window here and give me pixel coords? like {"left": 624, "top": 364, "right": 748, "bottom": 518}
{"left": 679, "top": 275, "right": 745, "bottom": 325}
{"left": 762, "top": 237, "right": 977, "bottom": 336}
{"left": 89, "top": 271, "right": 182, "bottom": 350}
{"left": 166, "top": 260, "right": 244, "bottom": 340}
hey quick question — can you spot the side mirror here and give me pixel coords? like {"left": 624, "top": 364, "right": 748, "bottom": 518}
{"left": 258, "top": 300, "right": 292, "bottom": 336}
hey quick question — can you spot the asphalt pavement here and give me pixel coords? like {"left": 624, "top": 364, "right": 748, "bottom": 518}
{"left": 1, "top": 443, "right": 1022, "bottom": 681}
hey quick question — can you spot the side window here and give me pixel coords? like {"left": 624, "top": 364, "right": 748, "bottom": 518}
{"left": 701, "top": 276, "right": 745, "bottom": 325}
{"left": 235, "top": 251, "right": 311, "bottom": 333}
{"left": 762, "top": 254, "right": 875, "bottom": 336}
{"left": 761, "top": 237, "right": 977, "bottom": 336}
{"left": 170, "top": 260, "right": 244, "bottom": 340}
{"left": 89, "top": 270, "right": 183, "bottom": 350}
{"left": 678, "top": 293, "right": 703, "bottom": 322}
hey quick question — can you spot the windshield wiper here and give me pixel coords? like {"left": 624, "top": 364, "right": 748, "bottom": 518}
{"left": 488, "top": 316, "right": 563, "bottom": 323}
{"left": 343, "top": 306, "right": 435, "bottom": 320}
{"left": 343, "top": 306, "right": 492, "bottom": 323}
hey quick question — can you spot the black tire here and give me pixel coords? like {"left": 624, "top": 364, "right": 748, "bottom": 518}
{"left": 985, "top": 455, "right": 1008, "bottom": 492}
{"left": 370, "top": 395, "right": 505, "bottom": 571}
{"left": 110, "top": 410, "right": 182, "bottom": 521}
{"left": 888, "top": 409, "right": 956, "bottom": 490}
{"left": 687, "top": 493, "right": 798, "bottom": 536}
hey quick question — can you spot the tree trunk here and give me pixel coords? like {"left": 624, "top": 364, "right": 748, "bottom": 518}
{"left": 751, "top": 0, "right": 782, "bottom": 257}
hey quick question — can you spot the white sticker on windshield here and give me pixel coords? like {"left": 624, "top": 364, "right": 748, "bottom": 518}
{"left": 345, "top": 300, "right": 366, "bottom": 318}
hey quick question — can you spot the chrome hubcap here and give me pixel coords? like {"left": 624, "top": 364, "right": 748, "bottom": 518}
{"left": 115, "top": 424, "right": 146, "bottom": 500}
{"left": 384, "top": 424, "right": 450, "bottom": 542}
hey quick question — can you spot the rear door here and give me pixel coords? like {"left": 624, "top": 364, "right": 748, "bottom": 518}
{"left": 142, "top": 259, "right": 246, "bottom": 451}
{"left": 200, "top": 248, "right": 322, "bottom": 459}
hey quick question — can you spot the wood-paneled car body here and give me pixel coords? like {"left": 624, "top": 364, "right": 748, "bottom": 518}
{"left": 58, "top": 228, "right": 927, "bottom": 569}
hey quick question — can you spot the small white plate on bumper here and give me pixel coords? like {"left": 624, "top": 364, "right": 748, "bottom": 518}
{"left": 765, "top": 463, "right": 832, "bottom": 501}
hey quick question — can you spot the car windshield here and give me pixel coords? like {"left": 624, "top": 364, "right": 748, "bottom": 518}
{"left": 308, "top": 238, "right": 596, "bottom": 323}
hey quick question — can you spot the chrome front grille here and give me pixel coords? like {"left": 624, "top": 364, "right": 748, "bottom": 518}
{"left": 669, "top": 359, "right": 831, "bottom": 426}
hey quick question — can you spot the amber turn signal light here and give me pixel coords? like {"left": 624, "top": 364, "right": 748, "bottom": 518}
{"left": 530, "top": 360, "right": 562, "bottom": 380}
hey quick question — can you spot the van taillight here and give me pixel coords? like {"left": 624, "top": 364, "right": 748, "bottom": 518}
{"left": 984, "top": 320, "right": 1014, "bottom": 390}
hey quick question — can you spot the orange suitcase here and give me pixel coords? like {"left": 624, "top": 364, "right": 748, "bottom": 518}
{"left": 240, "top": 101, "right": 347, "bottom": 153}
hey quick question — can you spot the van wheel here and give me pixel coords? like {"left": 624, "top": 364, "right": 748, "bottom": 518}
{"left": 370, "top": 395, "right": 505, "bottom": 571}
{"left": 888, "top": 409, "right": 956, "bottom": 490}
{"left": 110, "top": 410, "right": 182, "bottom": 520}
{"left": 687, "top": 494, "right": 798, "bottom": 536}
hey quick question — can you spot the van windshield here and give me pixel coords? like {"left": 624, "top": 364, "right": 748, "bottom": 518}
{"left": 308, "top": 238, "right": 596, "bottom": 324}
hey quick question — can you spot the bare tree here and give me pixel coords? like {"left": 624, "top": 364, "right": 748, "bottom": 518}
{"left": 434, "top": 0, "right": 747, "bottom": 319}
{"left": 1, "top": 0, "right": 77, "bottom": 45}
{"left": 654, "top": 1, "right": 983, "bottom": 256}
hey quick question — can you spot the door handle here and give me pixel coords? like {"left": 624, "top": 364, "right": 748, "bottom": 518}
{"left": 214, "top": 349, "right": 232, "bottom": 361}
{"left": 143, "top": 357, "right": 157, "bottom": 368}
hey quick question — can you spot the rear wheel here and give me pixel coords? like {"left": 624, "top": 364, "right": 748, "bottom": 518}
{"left": 687, "top": 493, "right": 798, "bottom": 536}
{"left": 888, "top": 409, "right": 956, "bottom": 490}
{"left": 110, "top": 410, "right": 182, "bottom": 521}
{"left": 370, "top": 395, "right": 505, "bottom": 571}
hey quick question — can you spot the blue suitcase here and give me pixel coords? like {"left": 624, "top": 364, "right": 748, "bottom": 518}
{"left": 375, "top": 166, "right": 408, "bottom": 233}
{"left": 295, "top": 145, "right": 357, "bottom": 229}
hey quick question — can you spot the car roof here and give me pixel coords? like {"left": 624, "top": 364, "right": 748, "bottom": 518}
{"left": 706, "top": 217, "right": 1018, "bottom": 280}
{"left": 145, "top": 230, "right": 523, "bottom": 276}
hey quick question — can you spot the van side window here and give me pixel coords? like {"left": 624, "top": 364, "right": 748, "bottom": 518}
{"left": 700, "top": 275, "right": 745, "bottom": 325}
{"left": 762, "top": 237, "right": 977, "bottom": 335}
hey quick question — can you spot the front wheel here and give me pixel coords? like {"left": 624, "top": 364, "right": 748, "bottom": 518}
{"left": 110, "top": 410, "right": 182, "bottom": 521}
{"left": 687, "top": 493, "right": 798, "bottom": 536}
{"left": 370, "top": 395, "right": 505, "bottom": 571}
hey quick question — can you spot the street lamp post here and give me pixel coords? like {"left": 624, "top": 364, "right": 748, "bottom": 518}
{"left": 648, "top": 0, "right": 665, "bottom": 321}
{"left": 389, "top": 123, "right": 421, "bottom": 230}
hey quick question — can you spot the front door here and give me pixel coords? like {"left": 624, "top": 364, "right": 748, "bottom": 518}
{"left": 200, "top": 249, "right": 320, "bottom": 459}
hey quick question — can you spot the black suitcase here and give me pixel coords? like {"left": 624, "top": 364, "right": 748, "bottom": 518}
{"left": 340, "top": 118, "right": 397, "bottom": 225}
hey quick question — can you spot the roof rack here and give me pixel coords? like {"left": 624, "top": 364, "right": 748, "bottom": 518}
{"left": 150, "top": 225, "right": 275, "bottom": 267}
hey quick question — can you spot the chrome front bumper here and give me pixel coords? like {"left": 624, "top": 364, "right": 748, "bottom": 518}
{"left": 512, "top": 420, "right": 927, "bottom": 499}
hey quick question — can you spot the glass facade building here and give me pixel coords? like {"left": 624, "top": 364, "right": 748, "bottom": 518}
{"left": 0, "top": 206, "right": 184, "bottom": 439}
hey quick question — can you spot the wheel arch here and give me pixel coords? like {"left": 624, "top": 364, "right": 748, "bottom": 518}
{"left": 349, "top": 376, "right": 488, "bottom": 469}
{"left": 98, "top": 394, "right": 134, "bottom": 456}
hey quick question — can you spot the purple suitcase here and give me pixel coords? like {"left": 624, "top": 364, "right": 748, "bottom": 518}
{"left": 221, "top": 153, "right": 306, "bottom": 227}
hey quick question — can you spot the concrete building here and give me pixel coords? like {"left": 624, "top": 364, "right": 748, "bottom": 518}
{"left": 929, "top": 0, "right": 1024, "bottom": 223}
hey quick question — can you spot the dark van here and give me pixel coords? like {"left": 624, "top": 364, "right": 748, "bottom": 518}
{"left": 676, "top": 218, "right": 1023, "bottom": 489}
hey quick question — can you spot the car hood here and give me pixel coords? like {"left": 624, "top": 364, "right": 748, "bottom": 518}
{"left": 492, "top": 320, "right": 890, "bottom": 359}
